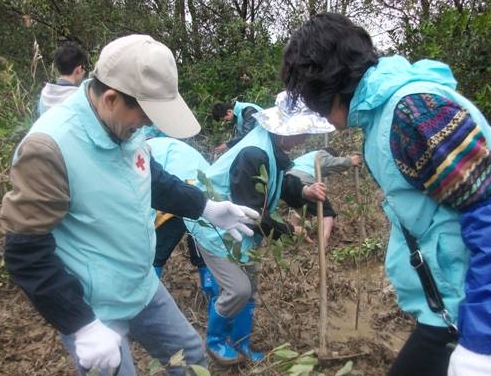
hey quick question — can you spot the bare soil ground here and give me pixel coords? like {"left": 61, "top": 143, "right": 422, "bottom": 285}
{"left": 0, "top": 241, "right": 413, "bottom": 376}
{"left": 0, "top": 133, "right": 415, "bottom": 376}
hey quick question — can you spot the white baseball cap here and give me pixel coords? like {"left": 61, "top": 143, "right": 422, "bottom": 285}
{"left": 92, "top": 34, "right": 200, "bottom": 138}
{"left": 253, "top": 91, "right": 335, "bottom": 135}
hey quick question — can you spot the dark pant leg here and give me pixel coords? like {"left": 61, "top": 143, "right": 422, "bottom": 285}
{"left": 187, "top": 235, "right": 206, "bottom": 268}
{"left": 154, "top": 217, "right": 187, "bottom": 266}
{"left": 306, "top": 197, "right": 336, "bottom": 217}
{"left": 129, "top": 284, "right": 207, "bottom": 375}
{"left": 387, "top": 322, "right": 457, "bottom": 376}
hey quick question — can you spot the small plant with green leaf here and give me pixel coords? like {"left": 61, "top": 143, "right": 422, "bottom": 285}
{"left": 146, "top": 350, "right": 210, "bottom": 376}
{"left": 250, "top": 343, "right": 318, "bottom": 376}
{"left": 247, "top": 165, "right": 312, "bottom": 278}
{"left": 332, "top": 238, "right": 383, "bottom": 265}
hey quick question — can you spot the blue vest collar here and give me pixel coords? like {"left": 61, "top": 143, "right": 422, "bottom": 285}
{"left": 73, "top": 81, "right": 121, "bottom": 150}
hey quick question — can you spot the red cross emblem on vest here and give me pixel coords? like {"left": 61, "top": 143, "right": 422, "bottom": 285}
{"left": 136, "top": 154, "right": 146, "bottom": 171}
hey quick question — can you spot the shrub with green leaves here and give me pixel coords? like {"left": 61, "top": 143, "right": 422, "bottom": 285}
{"left": 0, "top": 58, "right": 35, "bottom": 196}
{"left": 332, "top": 238, "right": 384, "bottom": 265}
{"left": 396, "top": 7, "right": 491, "bottom": 119}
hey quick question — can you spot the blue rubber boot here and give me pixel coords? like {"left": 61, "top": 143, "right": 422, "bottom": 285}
{"left": 231, "top": 301, "right": 264, "bottom": 361}
{"left": 154, "top": 265, "right": 163, "bottom": 279}
{"left": 206, "top": 298, "right": 244, "bottom": 365}
{"left": 198, "top": 267, "right": 219, "bottom": 299}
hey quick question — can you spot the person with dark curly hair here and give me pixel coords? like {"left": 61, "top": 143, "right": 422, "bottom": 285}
{"left": 281, "top": 12, "right": 491, "bottom": 376}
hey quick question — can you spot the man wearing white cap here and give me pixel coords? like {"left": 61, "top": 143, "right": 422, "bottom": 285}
{"left": 0, "top": 34, "right": 258, "bottom": 376}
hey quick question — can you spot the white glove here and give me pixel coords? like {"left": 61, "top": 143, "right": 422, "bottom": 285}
{"left": 202, "top": 200, "right": 259, "bottom": 241}
{"left": 448, "top": 344, "right": 491, "bottom": 376}
{"left": 74, "top": 319, "right": 122, "bottom": 371}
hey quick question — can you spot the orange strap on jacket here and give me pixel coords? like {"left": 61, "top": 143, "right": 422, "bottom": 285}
{"left": 154, "top": 179, "right": 196, "bottom": 229}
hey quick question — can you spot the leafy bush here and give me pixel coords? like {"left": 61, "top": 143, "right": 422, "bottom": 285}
{"left": 397, "top": 7, "right": 491, "bottom": 119}
{"left": 179, "top": 30, "right": 284, "bottom": 139}
{"left": 0, "top": 57, "right": 36, "bottom": 196}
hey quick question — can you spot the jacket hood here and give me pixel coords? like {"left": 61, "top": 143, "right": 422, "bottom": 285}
{"left": 348, "top": 55, "right": 457, "bottom": 128}
{"left": 39, "top": 83, "right": 78, "bottom": 112}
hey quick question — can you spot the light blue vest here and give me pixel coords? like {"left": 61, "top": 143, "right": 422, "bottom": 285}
{"left": 233, "top": 101, "right": 262, "bottom": 135}
{"left": 186, "top": 126, "right": 282, "bottom": 261}
{"left": 147, "top": 137, "right": 209, "bottom": 181}
{"left": 27, "top": 82, "right": 159, "bottom": 322}
{"left": 142, "top": 124, "right": 167, "bottom": 140}
{"left": 291, "top": 150, "right": 319, "bottom": 178}
{"left": 354, "top": 76, "right": 491, "bottom": 327}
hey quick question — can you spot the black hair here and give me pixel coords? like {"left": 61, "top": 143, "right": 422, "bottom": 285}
{"left": 54, "top": 42, "right": 88, "bottom": 75}
{"left": 280, "top": 13, "right": 378, "bottom": 117}
{"left": 211, "top": 102, "right": 233, "bottom": 121}
{"left": 90, "top": 77, "right": 139, "bottom": 108}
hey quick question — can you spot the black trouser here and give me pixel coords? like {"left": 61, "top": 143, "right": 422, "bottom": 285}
{"left": 387, "top": 322, "right": 457, "bottom": 376}
{"left": 154, "top": 216, "right": 205, "bottom": 268}
{"left": 306, "top": 196, "right": 336, "bottom": 217}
